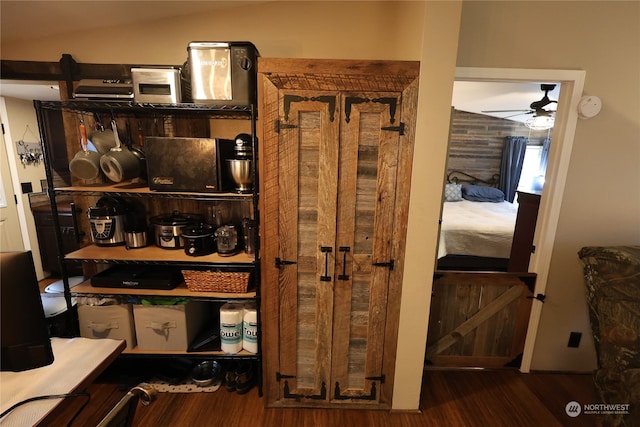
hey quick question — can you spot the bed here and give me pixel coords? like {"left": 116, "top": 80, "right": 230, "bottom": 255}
{"left": 437, "top": 171, "right": 518, "bottom": 271}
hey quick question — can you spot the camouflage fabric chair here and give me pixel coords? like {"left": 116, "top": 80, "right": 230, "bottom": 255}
{"left": 578, "top": 246, "right": 640, "bottom": 427}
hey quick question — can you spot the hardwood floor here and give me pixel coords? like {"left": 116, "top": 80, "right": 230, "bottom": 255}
{"left": 39, "top": 365, "right": 602, "bottom": 427}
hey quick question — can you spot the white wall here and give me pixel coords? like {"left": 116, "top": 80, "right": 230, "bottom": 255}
{"left": 1, "top": 1, "right": 425, "bottom": 63}
{"left": 456, "top": 0, "right": 640, "bottom": 371}
{"left": 393, "top": 0, "right": 462, "bottom": 409}
{"left": 0, "top": 96, "right": 47, "bottom": 278}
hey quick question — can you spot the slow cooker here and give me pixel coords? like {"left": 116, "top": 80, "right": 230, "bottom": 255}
{"left": 151, "top": 212, "right": 203, "bottom": 249}
{"left": 88, "top": 197, "right": 128, "bottom": 246}
{"left": 182, "top": 224, "right": 216, "bottom": 257}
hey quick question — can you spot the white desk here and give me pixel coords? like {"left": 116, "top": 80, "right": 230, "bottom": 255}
{"left": 0, "top": 337, "right": 125, "bottom": 426}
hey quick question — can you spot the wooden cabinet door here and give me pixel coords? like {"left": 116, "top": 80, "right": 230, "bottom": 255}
{"left": 331, "top": 92, "right": 402, "bottom": 403}
{"left": 274, "top": 90, "right": 402, "bottom": 404}
{"left": 276, "top": 90, "right": 340, "bottom": 401}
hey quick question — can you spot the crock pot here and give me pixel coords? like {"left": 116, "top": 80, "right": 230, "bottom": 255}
{"left": 88, "top": 197, "right": 128, "bottom": 246}
{"left": 182, "top": 224, "right": 216, "bottom": 257}
{"left": 151, "top": 212, "right": 202, "bottom": 249}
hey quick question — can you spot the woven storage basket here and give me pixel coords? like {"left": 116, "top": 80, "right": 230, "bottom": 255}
{"left": 182, "top": 270, "right": 251, "bottom": 293}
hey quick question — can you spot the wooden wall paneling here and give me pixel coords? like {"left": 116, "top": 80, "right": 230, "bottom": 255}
{"left": 447, "top": 109, "right": 550, "bottom": 182}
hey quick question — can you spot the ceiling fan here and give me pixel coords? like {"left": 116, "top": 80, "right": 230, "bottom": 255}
{"left": 482, "top": 83, "right": 558, "bottom": 119}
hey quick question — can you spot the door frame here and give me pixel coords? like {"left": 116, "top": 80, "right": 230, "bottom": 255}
{"left": 453, "top": 67, "right": 586, "bottom": 372}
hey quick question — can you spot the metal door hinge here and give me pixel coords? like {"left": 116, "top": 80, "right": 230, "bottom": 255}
{"left": 373, "top": 259, "right": 395, "bottom": 270}
{"left": 284, "top": 94, "right": 336, "bottom": 122}
{"left": 275, "top": 257, "right": 297, "bottom": 269}
{"left": 334, "top": 381, "right": 379, "bottom": 401}
{"left": 283, "top": 380, "right": 326, "bottom": 400}
{"left": 274, "top": 120, "right": 297, "bottom": 133}
{"left": 345, "top": 96, "right": 398, "bottom": 124}
{"left": 381, "top": 122, "right": 405, "bottom": 135}
{"left": 365, "top": 374, "right": 385, "bottom": 383}
{"left": 276, "top": 372, "right": 296, "bottom": 381}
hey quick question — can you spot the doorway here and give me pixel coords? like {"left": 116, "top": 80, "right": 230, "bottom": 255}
{"left": 0, "top": 125, "right": 25, "bottom": 251}
{"left": 0, "top": 80, "right": 61, "bottom": 278}
{"left": 426, "top": 67, "right": 585, "bottom": 372}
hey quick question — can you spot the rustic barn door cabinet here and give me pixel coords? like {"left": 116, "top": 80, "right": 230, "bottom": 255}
{"left": 259, "top": 59, "right": 419, "bottom": 408}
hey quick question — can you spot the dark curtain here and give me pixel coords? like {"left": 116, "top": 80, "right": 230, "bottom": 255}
{"left": 499, "top": 136, "right": 527, "bottom": 202}
{"left": 539, "top": 137, "right": 551, "bottom": 173}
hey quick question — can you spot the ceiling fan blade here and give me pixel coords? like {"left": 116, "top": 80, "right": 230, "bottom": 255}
{"left": 503, "top": 111, "right": 535, "bottom": 119}
{"left": 481, "top": 109, "right": 532, "bottom": 113}
{"left": 530, "top": 98, "right": 558, "bottom": 110}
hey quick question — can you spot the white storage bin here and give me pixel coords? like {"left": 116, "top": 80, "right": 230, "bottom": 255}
{"left": 78, "top": 303, "right": 136, "bottom": 349}
{"left": 133, "top": 301, "right": 207, "bottom": 351}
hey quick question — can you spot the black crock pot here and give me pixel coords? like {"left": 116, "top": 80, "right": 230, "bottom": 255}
{"left": 182, "top": 224, "right": 216, "bottom": 257}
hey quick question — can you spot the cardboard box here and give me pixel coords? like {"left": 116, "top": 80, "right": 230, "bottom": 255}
{"left": 133, "top": 301, "right": 208, "bottom": 351}
{"left": 78, "top": 304, "right": 136, "bottom": 349}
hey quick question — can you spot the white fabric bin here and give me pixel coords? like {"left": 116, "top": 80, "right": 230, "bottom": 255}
{"left": 78, "top": 303, "right": 136, "bottom": 349}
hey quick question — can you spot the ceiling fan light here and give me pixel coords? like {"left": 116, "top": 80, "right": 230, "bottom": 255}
{"left": 525, "top": 114, "right": 554, "bottom": 130}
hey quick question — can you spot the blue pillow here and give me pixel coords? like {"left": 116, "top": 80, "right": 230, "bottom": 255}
{"left": 461, "top": 185, "right": 505, "bottom": 202}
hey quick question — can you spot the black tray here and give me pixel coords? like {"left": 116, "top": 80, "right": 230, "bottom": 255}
{"left": 91, "top": 265, "right": 183, "bottom": 290}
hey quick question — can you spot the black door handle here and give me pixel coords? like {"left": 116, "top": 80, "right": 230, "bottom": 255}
{"left": 320, "top": 246, "right": 332, "bottom": 282}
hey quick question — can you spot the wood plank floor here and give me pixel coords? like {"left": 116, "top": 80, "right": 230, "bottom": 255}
{"left": 38, "top": 365, "right": 602, "bottom": 427}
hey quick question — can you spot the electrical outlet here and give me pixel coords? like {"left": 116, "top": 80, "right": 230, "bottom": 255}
{"left": 568, "top": 332, "right": 582, "bottom": 348}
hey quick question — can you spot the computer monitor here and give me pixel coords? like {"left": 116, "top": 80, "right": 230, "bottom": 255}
{"left": 1, "top": 251, "right": 54, "bottom": 371}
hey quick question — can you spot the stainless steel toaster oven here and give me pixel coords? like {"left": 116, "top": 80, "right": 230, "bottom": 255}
{"left": 131, "top": 67, "right": 181, "bottom": 104}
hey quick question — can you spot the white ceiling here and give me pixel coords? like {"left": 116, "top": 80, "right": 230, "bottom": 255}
{"left": 0, "top": 1, "right": 561, "bottom": 122}
{"left": 0, "top": 80, "right": 62, "bottom": 101}
{"left": 453, "top": 81, "right": 561, "bottom": 123}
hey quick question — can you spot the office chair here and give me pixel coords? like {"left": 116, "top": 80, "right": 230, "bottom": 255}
{"left": 96, "top": 383, "right": 157, "bottom": 427}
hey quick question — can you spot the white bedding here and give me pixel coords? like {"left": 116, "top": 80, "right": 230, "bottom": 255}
{"left": 438, "top": 200, "right": 518, "bottom": 259}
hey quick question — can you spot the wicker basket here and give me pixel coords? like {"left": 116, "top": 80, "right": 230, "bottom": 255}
{"left": 182, "top": 270, "right": 251, "bottom": 293}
